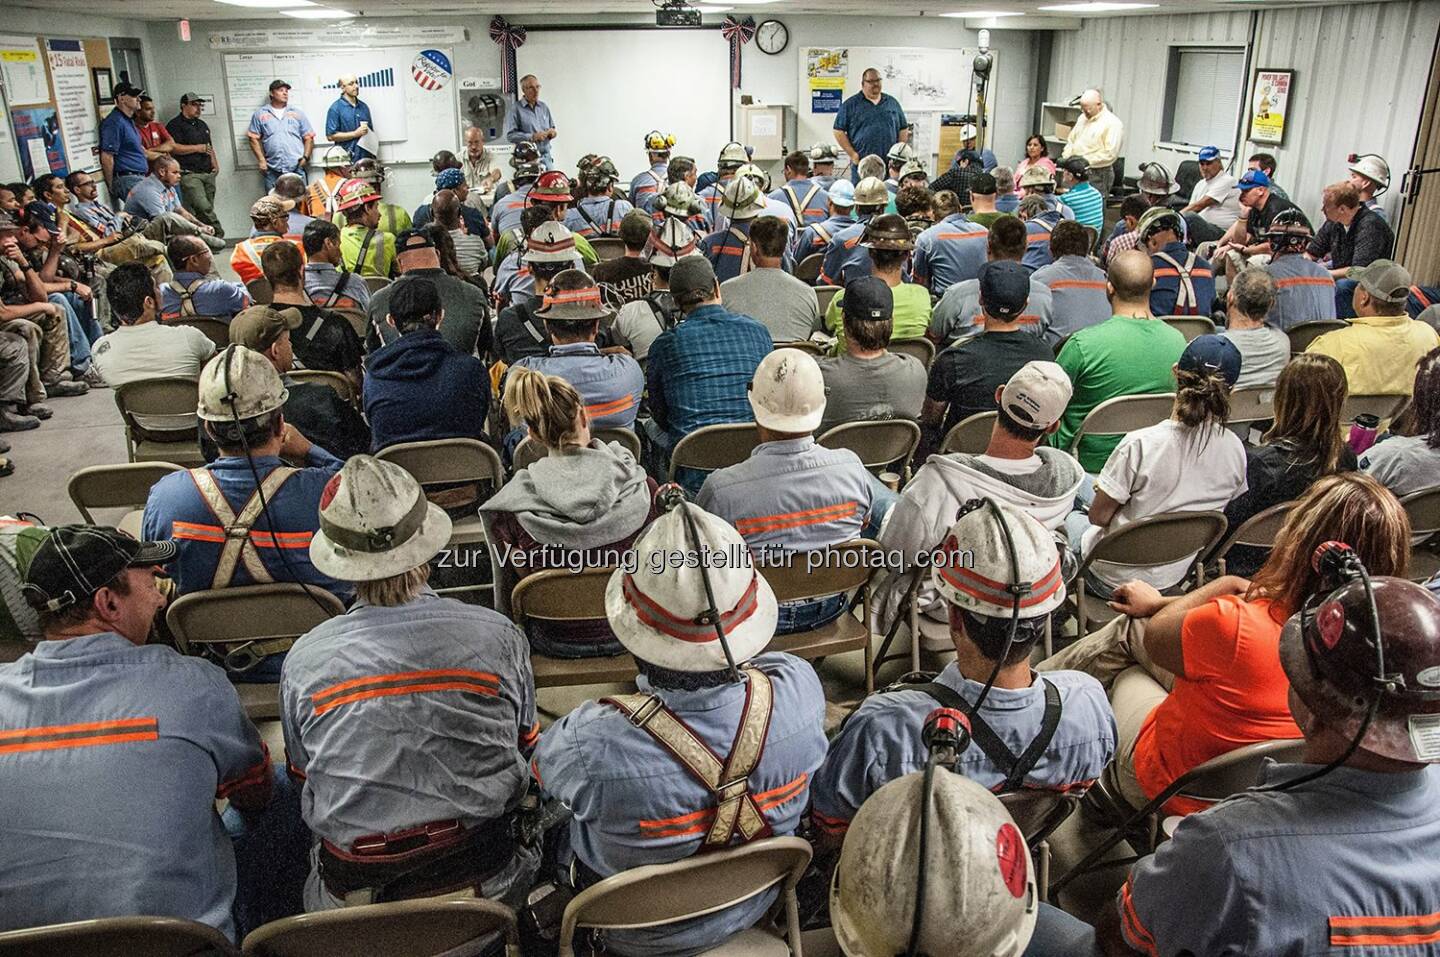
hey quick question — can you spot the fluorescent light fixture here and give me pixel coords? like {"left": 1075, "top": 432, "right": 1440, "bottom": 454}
{"left": 1038, "top": 1, "right": 1158, "bottom": 9}
{"left": 214, "top": 0, "right": 314, "bottom": 8}
{"left": 281, "top": 5, "right": 355, "bottom": 16}
{"left": 695, "top": 4, "right": 734, "bottom": 10}
{"left": 940, "top": 9, "right": 1025, "bottom": 15}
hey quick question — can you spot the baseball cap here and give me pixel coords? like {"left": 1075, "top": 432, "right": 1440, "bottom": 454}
{"left": 249, "top": 196, "right": 294, "bottom": 220}
{"left": 1350, "top": 258, "right": 1412, "bottom": 304}
{"left": 969, "top": 172, "right": 997, "bottom": 196}
{"left": 978, "top": 260, "right": 1031, "bottom": 320}
{"left": 0, "top": 210, "right": 18, "bottom": 231}
{"left": 395, "top": 228, "right": 437, "bottom": 253}
{"left": 828, "top": 179, "right": 856, "bottom": 208}
{"left": 180, "top": 92, "right": 204, "bottom": 105}
{"left": 842, "top": 276, "right": 893, "bottom": 322}
{"left": 1179, "top": 334, "right": 1243, "bottom": 387}
{"left": 1237, "top": 169, "right": 1271, "bottom": 191}
{"left": 1000, "top": 361, "right": 1072, "bottom": 431}
{"left": 670, "top": 256, "right": 718, "bottom": 304}
{"left": 112, "top": 82, "right": 142, "bottom": 98}
{"left": 20, "top": 201, "right": 57, "bottom": 232}
{"left": 269, "top": 79, "right": 292, "bottom": 92}
{"left": 1197, "top": 145, "right": 1221, "bottom": 163}
{"left": 1058, "top": 156, "right": 1089, "bottom": 178}
{"left": 229, "top": 305, "right": 302, "bottom": 353}
{"left": 22, "top": 525, "right": 175, "bottom": 614}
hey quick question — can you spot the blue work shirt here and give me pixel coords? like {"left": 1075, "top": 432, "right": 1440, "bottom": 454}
{"left": 567, "top": 195, "right": 635, "bottom": 238}
{"left": 99, "top": 108, "right": 148, "bottom": 175}
{"left": 1149, "top": 241, "right": 1216, "bottom": 317}
{"left": 324, "top": 96, "right": 375, "bottom": 162}
{"left": 1033, "top": 255, "right": 1112, "bottom": 345}
{"left": 247, "top": 104, "right": 315, "bottom": 171}
{"left": 913, "top": 213, "right": 989, "bottom": 293}
{"left": 646, "top": 303, "right": 772, "bottom": 445}
{"left": 833, "top": 92, "right": 908, "bottom": 166}
{"left": 811, "top": 662, "right": 1115, "bottom": 835}
{"left": 791, "top": 213, "right": 853, "bottom": 264}
{"left": 700, "top": 220, "right": 761, "bottom": 284}
{"left": 1022, "top": 213, "right": 1063, "bottom": 272}
{"left": 818, "top": 216, "right": 876, "bottom": 286}
{"left": 629, "top": 163, "right": 668, "bottom": 213}
{"left": 504, "top": 98, "right": 555, "bottom": 166}
{"left": 72, "top": 199, "right": 124, "bottom": 236}
{"left": 697, "top": 177, "right": 732, "bottom": 232}
{"left": 1266, "top": 252, "right": 1337, "bottom": 331}
{"left": 490, "top": 184, "right": 534, "bottom": 239}
{"left": 123, "top": 173, "right": 182, "bottom": 219}
{"left": 1122, "top": 762, "right": 1440, "bottom": 957}
{"left": 160, "top": 270, "right": 251, "bottom": 322}
{"left": 141, "top": 447, "right": 349, "bottom": 599}
{"left": 512, "top": 342, "right": 645, "bottom": 430}
{"left": 770, "top": 178, "right": 831, "bottom": 225}
{"left": 0, "top": 632, "right": 268, "bottom": 942}
{"left": 930, "top": 275, "right": 1054, "bottom": 346}
{"left": 534, "top": 653, "right": 826, "bottom": 957}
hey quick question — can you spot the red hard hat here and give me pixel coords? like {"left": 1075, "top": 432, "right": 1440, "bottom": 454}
{"left": 529, "top": 170, "right": 574, "bottom": 204}
{"left": 334, "top": 178, "right": 379, "bottom": 212}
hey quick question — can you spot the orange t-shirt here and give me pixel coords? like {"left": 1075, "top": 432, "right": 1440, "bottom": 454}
{"left": 1131, "top": 595, "right": 1301, "bottom": 814}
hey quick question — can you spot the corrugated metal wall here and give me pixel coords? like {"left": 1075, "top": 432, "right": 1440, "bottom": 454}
{"left": 1046, "top": 1, "right": 1440, "bottom": 222}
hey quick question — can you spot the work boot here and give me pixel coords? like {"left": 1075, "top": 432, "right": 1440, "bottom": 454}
{"left": 45, "top": 380, "right": 89, "bottom": 398}
{"left": 202, "top": 233, "right": 227, "bottom": 251}
{"left": 20, "top": 403, "right": 52, "bottom": 420}
{"left": 82, "top": 365, "right": 109, "bottom": 388}
{"left": 0, "top": 456, "right": 12, "bottom": 477}
{"left": 0, "top": 407, "right": 40, "bottom": 432}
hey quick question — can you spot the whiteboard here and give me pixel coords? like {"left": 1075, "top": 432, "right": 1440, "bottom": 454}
{"left": 221, "top": 47, "right": 458, "bottom": 167}
{"left": 517, "top": 29, "right": 730, "bottom": 184}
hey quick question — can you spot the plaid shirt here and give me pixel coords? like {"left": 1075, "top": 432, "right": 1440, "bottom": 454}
{"left": 645, "top": 303, "right": 773, "bottom": 443}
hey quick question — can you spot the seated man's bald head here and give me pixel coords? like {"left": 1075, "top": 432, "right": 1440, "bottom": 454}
{"left": 1107, "top": 249, "right": 1154, "bottom": 303}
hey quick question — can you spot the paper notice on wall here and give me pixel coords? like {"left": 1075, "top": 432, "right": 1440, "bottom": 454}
{"left": 47, "top": 41, "right": 98, "bottom": 165}
{"left": 25, "top": 136, "right": 50, "bottom": 177}
{"left": 752, "top": 113, "right": 778, "bottom": 138}
{"left": 0, "top": 35, "right": 48, "bottom": 106}
{"left": 909, "top": 112, "right": 939, "bottom": 167}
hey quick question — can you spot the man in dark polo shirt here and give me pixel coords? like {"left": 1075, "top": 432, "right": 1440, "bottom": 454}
{"left": 1213, "top": 169, "right": 1294, "bottom": 281}
{"left": 1311, "top": 179, "right": 1396, "bottom": 318}
{"left": 166, "top": 93, "right": 223, "bottom": 236}
{"left": 833, "top": 68, "right": 909, "bottom": 181}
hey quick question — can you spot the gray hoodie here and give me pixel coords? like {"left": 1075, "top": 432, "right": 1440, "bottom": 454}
{"left": 480, "top": 440, "right": 652, "bottom": 551}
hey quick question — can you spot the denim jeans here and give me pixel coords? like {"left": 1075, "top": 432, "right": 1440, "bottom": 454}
{"left": 61, "top": 291, "right": 102, "bottom": 346}
{"left": 1022, "top": 902, "right": 1100, "bottom": 956}
{"left": 1335, "top": 277, "right": 1358, "bottom": 319}
{"left": 48, "top": 293, "right": 91, "bottom": 373}
{"left": 224, "top": 765, "right": 311, "bottom": 937}
{"left": 264, "top": 165, "right": 307, "bottom": 192}
{"left": 111, "top": 172, "right": 145, "bottom": 208}
{"left": 775, "top": 591, "right": 849, "bottom": 635}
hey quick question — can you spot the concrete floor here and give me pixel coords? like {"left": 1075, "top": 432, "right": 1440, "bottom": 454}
{"left": 1, "top": 387, "right": 130, "bottom": 524}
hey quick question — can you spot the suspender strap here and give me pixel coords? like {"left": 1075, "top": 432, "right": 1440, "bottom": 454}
{"left": 782, "top": 185, "right": 803, "bottom": 219}
{"left": 1154, "top": 249, "right": 1199, "bottom": 314}
{"left": 601, "top": 667, "right": 774, "bottom": 849}
{"left": 812, "top": 223, "right": 832, "bottom": 247}
{"left": 729, "top": 226, "right": 754, "bottom": 276}
{"left": 518, "top": 301, "right": 546, "bottom": 344}
{"left": 187, "top": 466, "right": 300, "bottom": 589}
{"left": 353, "top": 227, "right": 378, "bottom": 278}
{"left": 576, "top": 201, "right": 603, "bottom": 236}
{"left": 167, "top": 278, "right": 206, "bottom": 318}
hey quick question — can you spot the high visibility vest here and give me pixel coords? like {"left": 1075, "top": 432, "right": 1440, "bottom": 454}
{"left": 172, "top": 466, "right": 304, "bottom": 590}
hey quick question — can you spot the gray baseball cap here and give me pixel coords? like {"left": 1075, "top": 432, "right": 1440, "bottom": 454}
{"left": 1350, "top": 259, "right": 1411, "bottom": 304}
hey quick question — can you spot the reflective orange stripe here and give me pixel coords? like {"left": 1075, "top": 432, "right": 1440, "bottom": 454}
{"left": 218, "top": 742, "right": 270, "bottom": 798}
{"left": 1331, "top": 909, "right": 1440, "bottom": 946}
{"left": 312, "top": 669, "right": 501, "bottom": 716}
{"left": 1275, "top": 276, "right": 1335, "bottom": 288}
{"left": 0, "top": 717, "right": 159, "bottom": 755}
{"left": 734, "top": 501, "right": 857, "bottom": 536}
{"left": 1154, "top": 268, "right": 1214, "bottom": 279}
{"left": 315, "top": 668, "right": 500, "bottom": 702}
{"left": 0, "top": 716, "right": 155, "bottom": 741}
{"left": 314, "top": 680, "right": 500, "bottom": 716}
{"left": 715, "top": 246, "right": 746, "bottom": 256}
{"left": 1027, "top": 232, "right": 1051, "bottom": 243}
{"left": 637, "top": 773, "right": 809, "bottom": 838}
{"left": 520, "top": 721, "right": 540, "bottom": 748}
{"left": 585, "top": 395, "right": 638, "bottom": 420}
{"left": 1120, "top": 878, "right": 1158, "bottom": 956}
{"left": 170, "top": 521, "right": 312, "bottom": 549}
{"left": 1046, "top": 280, "right": 1108, "bottom": 290}
{"left": 936, "top": 231, "right": 987, "bottom": 241}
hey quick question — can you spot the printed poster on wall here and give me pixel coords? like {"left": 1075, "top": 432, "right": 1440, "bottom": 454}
{"left": 806, "top": 47, "right": 847, "bottom": 115}
{"left": 1248, "top": 68, "right": 1292, "bottom": 146}
{"left": 0, "top": 35, "right": 48, "bottom": 106}
{"left": 47, "top": 40, "right": 99, "bottom": 166}
{"left": 11, "top": 106, "right": 67, "bottom": 178}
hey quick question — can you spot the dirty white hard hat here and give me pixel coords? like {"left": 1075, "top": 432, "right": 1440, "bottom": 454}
{"left": 522, "top": 221, "right": 580, "bottom": 264}
{"left": 649, "top": 218, "right": 701, "bottom": 267}
{"left": 1347, "top": 154, "right": 1390, "bottom": 192}
{"left": 721, "top": 176, "right": 766, "bottom": 221}
{"left": 309, "top": 455, "right": 453, "bottom": 582}
{"left": 853, "top": 176, "right": 890, "bottom": 207}
{"left": 747, "top": 348, "right": 827, "bottom": 433}
{"left": 931, "top": 498, "right": 1066, "bottom": 619}
{"left": 196, "top": 345, "right": 287, "bottom": 422}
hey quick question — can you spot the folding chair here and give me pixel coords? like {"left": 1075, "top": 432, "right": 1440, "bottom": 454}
{"left": 773, "top": 340, "right": 826, "bottom": 356}
{"left": 1160, "top": 316, "right": 1215, "bottom": 342}
{"left": 1072, "top": 511, "right": 1229, "bottom": 638}
{"left": 330, "top": 306, "right": 368, "bottom": 339}
{"left": 816, "top": 420, "right": 921, "bottom": 478}
{"left": 794, "top": 252, "right": 824, "bottom": 285}
{"left": 114, "top": 377, "right": 206, "bottom": 467}
{"left": 558, "top": 837, "right": 811, "bottom": 957}
{"left": 510, "top": 566, "right": 640, "bottom": 689}
{"left": 588, "top": 237, "right": 627, "bottom": 262}
{"left": 169, "top": 317, "right": 232, "bottom": 349}
{"left": 1206, "top": 501, "right": 1292, "bottom": 576}
{"left": 68, "top": 462, "right": 184, "bottom": 539}
{"left": 287, "top": 369, "right": 355, "bottom": 406}
{"left": 1400, "top": 486, "right": 1440, "bottom": 583}
{"left": 0, "top": 915, "right": 240, "bottom": 957}
{"left": 1226, "top": 384, "right": 1277, "bottom": 439}
{"left": 245, "top": 278, "right": 273, "bottom": 305}
{"left": 888, "top": 337, "right": 935, "bottom": 369}
{"left": 362, "top": 276, "right": 390, "bottom": 295}
{"left": 761, "top": 538, "right": 878, "bottom": 694}
{"left": 1341, "top": 393, "right": 1407, "bottom": 426}
{"left": 668, "top": 423, "right": 761, "bottom": 482}
{"left": 999, "top": 789, "right": 1081, "bottom": 904}
{"left": 1286, "top": 318, "right": 1348, "bottom": 355}
{"left": 941, "top": 411, "right": 997, "bottom": 455}
{"left": 814, "top": 285, "right": 842, "bottom": 316}
{"left": 166, "top": 583, "right": 345, "bottom": 720}
{"left": 242, "top": 898, "right": 519, "bottom": 957}
{"left": 1068, "top": 393, "right": 1176, "bottom": 456}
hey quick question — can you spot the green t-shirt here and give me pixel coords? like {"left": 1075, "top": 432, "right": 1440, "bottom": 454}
{"left": 1049, "top": 315, "right": 1187, "bottom": 472}
{"left": 968, "top": 211, "right": 1004, "bottom": 229}
{"left": 825, "top": 281, "right": 933, "bottom": 355}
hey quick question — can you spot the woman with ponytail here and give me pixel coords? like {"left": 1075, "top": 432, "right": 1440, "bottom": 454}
{"left": 480, "top": 367, "right": 659, "bottom": 657}
{"left": 1068, "top": 334, "right": 1249, "bottom": 598}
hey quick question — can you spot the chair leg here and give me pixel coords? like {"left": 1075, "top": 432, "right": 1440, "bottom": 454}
{"left": 908, "top": 587, "right": 921, "bottom": 674}
{"left": 863, "top": 588, "right": 875, "bottom": 696}
{"left": 1036, "top": 840, "right": 1051, "bottom": 904}
{"left": 1075, "top": 578, "right": 1089, "bottom": 641}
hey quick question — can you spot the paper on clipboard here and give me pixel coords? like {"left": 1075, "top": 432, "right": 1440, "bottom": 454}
{"left": 358, "top": 127, "right": 379, "bottom": 156}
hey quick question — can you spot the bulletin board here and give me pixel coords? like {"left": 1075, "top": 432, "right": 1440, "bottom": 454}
{"left": 0, "top": 33, "right": 114, "bottom": 181}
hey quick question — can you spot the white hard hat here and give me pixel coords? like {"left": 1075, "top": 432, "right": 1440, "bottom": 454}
{"left": 886, "top": 141, "right": 916, "bottom": 165}
{"left": 604, "top": 501, "right": 777, "bottom": 672}
{"left": 960, "top": 123, "right": 978, "bottom": 141}
{"left": 735, "top": 162, "right": 770, "bottom": 192}
{"left": 522, "top": 221, "right": 579, "bottom": 264}
{"left": 309, "top": 456, "right": 453, "bottom": 582}
{"left": 931, "top": 499, "right": 1066, "bottom": 619}
{"left": 717, "top": 141, "right": 751, "bottom": 168}
{"left": 853, "top": 176, "right": 890, "bottom": 208}
{"left": 897, "top": 158, "right": 928, "bottom": 182}
{"left": 655, "top": 182, "right": 703, "bottom": 219}
{"left": 809, "top": 143, "right": 839, "bottom": 163}
{"left": 649, "top": 218, "right": 700, "bottom": 267}
{"left": 748, "top": 348, "right": 826, "bottom": 433}
{"left": 1348, "top": 154, "right": 1390, "bottom": 191}
{"left": 721, "top": 176, "right": 765, "bottom": 221}
{"left": 831, "top": 771, "right": 1038, "bottom": 957}
{"left": 197, "top": 345, "right": 287, "bottom": 422}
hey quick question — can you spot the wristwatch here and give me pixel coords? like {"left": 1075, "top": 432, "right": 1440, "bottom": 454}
{"left": 68, "top": 280, "right": 77, "bottom": 293}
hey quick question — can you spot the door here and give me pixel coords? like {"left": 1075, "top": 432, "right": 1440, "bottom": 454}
{"left": 108, "top": 38, "right": 147, "bottom": 93}
{"left": 1394, "top": 26, "right": 1440, "bottom": 282}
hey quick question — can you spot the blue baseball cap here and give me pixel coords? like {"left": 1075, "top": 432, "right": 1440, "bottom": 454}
{"left": 1179, "top": 334, "right": 1242, "bottom": 387}
{"left": 828, "top": 179, "right": 856, "bottom": 208}
{"left": 978, "top": 260, "right": 1031, "bottom": 320}
{"left": 1237, "top": 169, "right": 1271, "bottom": 191}
{"left": 1197, "top": 146, "right": 1221, "bottom": 163}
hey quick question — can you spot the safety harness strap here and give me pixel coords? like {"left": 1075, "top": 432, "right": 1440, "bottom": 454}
{"left": 187, "top": 466, "right": 300, "bottom": 589}
{"left": 516, "top": 300, "right": 546, "bottom": 344}
{"left": 166, "top": 278, "right": 207, "bottom": 318}
{"left": 1153, "top": 249, "right": 1199, "bottom": 315}
{"left": 729, "top": 226, "right": 754, "bottom": 276}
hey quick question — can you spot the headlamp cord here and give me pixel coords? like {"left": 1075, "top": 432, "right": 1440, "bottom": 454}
{"left": 657, "top": 486, "right": 740, "bottom": 683}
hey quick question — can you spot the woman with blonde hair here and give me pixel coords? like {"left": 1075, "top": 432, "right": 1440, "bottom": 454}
{"left": 480, "top": 367, "right": 658, "bottom": 657}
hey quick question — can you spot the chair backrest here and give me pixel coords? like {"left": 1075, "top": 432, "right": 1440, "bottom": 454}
{"left": 773, "top": 339, "right": 825, "bottom": 356}
{"left": 170, "top": 317, "right": 232, "bottom": 349}
{"left": 1286, "top": 318, "right": 1348, "bottom": 354}
{"left": 999, "top": 790, "right": 1080, "bottom": 846}
{"left": 511, "top": 566, "right": 613, "bottom": 626}
{"left": 376, "top": 437, "right": 504, "bottom": 488}
{"left": 1160, "top": 316, "right": 1216, "bottom": 342}
{"left": 794, "top": 252, "right": 824, "bottom": 285}
{"left": 888, "top": 337, "right": 935, "bottom": 368}
{"left": 1341, "top": 393, "right": 1407, "bottom": 425}
{"left": 1084, "top": 510, "right": 1229, "bottom": 570}
{"left": 166, "top": 582, "right": 345, "bottom": 654}
{"left": 1401, "top": 486, "right": 1440, "bottom": 540}
{"left": 1173, "top": 738, "right": 1306, "bottom": 802}
{"left": 814, "top": 284, "right": 842, "bottom": 316}
{"left": 114, "top": 377, "right": 202, "bottom": 443}
{"left": 759, "top": 538, "right": 877, "bottom": 603}
{"left": 68, "top": 462, "right": 183, "bottom": 522}
{"left": 0, "top": 916, "right": 239, "bottom": 957}
{"left": 668, "top": 423, "right": 760, "bottom": 479}
{"left": 589, "top": 237, "right": 628, "bottom": 262}
{"left": 941, "top": 411, "right": 998, "bottom": 455}
{"left": 816, "top": 419, "right": 921, "bottom": 472}
{"left": 1069, "top": 392, "right": 1176, "bottom": 452}
{"left": 558, "top": 836, "right": 811, "bottom": 957}
{"left": 1174, "top": 160, "right": 1201, "bottom": 199}
{"left": 1207, "top": 500, "right": 1292, "bottom": 568}
{"left": 287, "top": 369, "right": 355, "bottom": 404}
{"left": 246, "top": 277, "right": 273, "bottom": 304}
{"left": 331, "top": 306, "right": 368, "bottom": 339}
{"left": 1226, "top": 384, "right": 1278, "bottom": 425}
{"left": 362, "top": 275, "right": 390, "bottom": 294}
{"left": 594, "top": 427, "right": 643, "bottom": 460}
{"left": 513, "top": 429, "right": 644, "bottom": 473}
{"left": 241, "top": 898, "right": 517, "bottom": 957}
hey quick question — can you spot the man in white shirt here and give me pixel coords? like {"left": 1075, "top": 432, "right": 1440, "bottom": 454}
{"left": 1182, "top": 145, "right": 1241, "bottom": 244}
{"left": 1062, "top": 89, "right": 1124, "bottom": 201}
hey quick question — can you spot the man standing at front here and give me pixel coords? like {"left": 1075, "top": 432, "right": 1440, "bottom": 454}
{"left": 167, "top": 93, "right": 224, "bottom": 237}
{"left": 247, "top": 79, "right": 315, "bottom": 190}
{"left": 98, "top": 83, "right": 149, "bottom": 206}
{"left": 1062, "top": 88, "right": 1124, "bottom": 201}
{"left": 324, "top": 74, "right": 375, "bottom": 164}
{"left": 833, "top": 68, "right": 908, "bottom": 181}
{"left": 504, "top": 75, "right": 556, "bottom": 170}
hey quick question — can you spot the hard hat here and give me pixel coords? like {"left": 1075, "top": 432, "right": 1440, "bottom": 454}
{"left": 931, "top": 498, "right": 1066, "bottom": 619}
{"left": 521, "top": 221, "right": 579, "bottom": 263}
{"left": 886, "top": 141, "right": 917, "bottom": 166}
{"left": 897, "top": 158, "right": 928, "bottom": 183}
{"left": 511, "top": 141, "right": 541, "bottom": 169}
{"left": 1281, "top": 572, "right": 1440, "bottom": 763}
{"left": 856, "top": 155, "right": 887, "bottom": 182}
{"left": 655, "top": 182, "right": 703, "bottom": 219}
{"left": 717, "top": 141, "right": 751, "bottom": 169}
{"left": 861, "top": 213, "right": 915, "bottom": 251}
{"left": 197, "top": 345, "right": 288, "bottom": 422}
{"left": 350, "top": 157, "right": 386, "bottom": 185}
{"left": 828, "top": 180, "right": 856, "bottom": 208}
{"left": 960, "top": 123, "right": 978, "bottom": 140}
{"left": 831, "top": 770, "right": 1038, "bottom": 957}
{"left": 1348, "top": 154, "right": 1391, "bottom": 192}
{"left": 309, "top": 455, "right": 452, "bottom": 583}
{"left": 1018, "top": 165, "right": 1055, "bottom": 190}
{"left": 334, "top": 178, "right": 380, "bottom": 212}
{"left": 576, "top": 153, "right": 599, "bottom": 175}
{"left": 604, "top": 500, "right": 777, "bottom": 672}
{"left": 1137, "top": 206, "right": 1184, "bottom": 243}
{"left": 1264, "top": 207, "right": 1314, "bottom": 249}
{"left": 748, "top": 348, "right": 826, "bottom": 432}
{"left": 513, "top": 161, "right": 543, "bottom": 185}
{"left": 320, "top": 145, "right": 352, "bottom": 170}
{"left": 853, "top": 176, "right": 890, "bottom": 208}
{"left": 808, "top": 143, "right": 839, "bottom": 164}
{"left": 643, "top": 130, "right": 677, "bottom": 153}
{"left": 1137, "top": 162, "right": 1179, "bottom": 197}
{"left": 649, "top": 218, "right": 701, "bottom": 267}
{"left": 536, "top": 269, "right": 612, "bottom": 321}
{"left": 529, "top": 170, "right": 574, "bottom": 204}
{"left": 720, "top": 176, "right": 765, "bottom": 221}
{"left": 735, "top": 162, "right": 771, "bottom": 193}
{"left": 580, "top": 157, "right": 620, "bottom": 191}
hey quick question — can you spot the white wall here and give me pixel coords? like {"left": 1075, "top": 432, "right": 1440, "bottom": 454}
{"left": 1045, "top": 1, "right": 1440, "bottom": 223}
